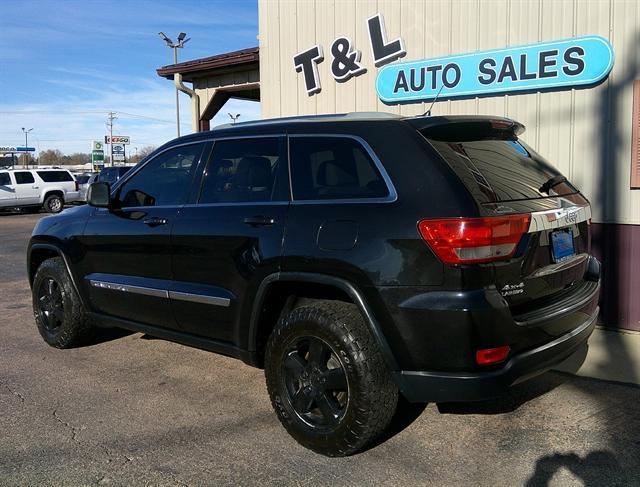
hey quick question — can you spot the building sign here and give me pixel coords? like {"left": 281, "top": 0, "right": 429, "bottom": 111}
{"left": 104, "top": 135, "right": 130, "bottom": 145}
{"left": 293, "top": 14, "right": 614, "bottom": 103}
{"left": 91, "top": 140, "right": 104, "bottom": 166}
{"left": 92, "top": 140, "right": 104, "bottom": 151}
{"left": 376, "top": 36, "right": 614, "bottom": 104}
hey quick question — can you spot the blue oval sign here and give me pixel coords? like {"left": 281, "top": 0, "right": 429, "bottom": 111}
{"left": 376, "top": 36, "right": 614, "bottom": 104}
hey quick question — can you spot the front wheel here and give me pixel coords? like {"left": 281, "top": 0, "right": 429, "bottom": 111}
{"left": 265, "top": 300, "right": 398, "bottom": 456}
{"left": 32, "top": 257, "right": 93, "bottom": 348}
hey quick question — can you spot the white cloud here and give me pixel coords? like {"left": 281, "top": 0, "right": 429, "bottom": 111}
{"left": 0, "top": 77, "right": 261, "bottom": 154}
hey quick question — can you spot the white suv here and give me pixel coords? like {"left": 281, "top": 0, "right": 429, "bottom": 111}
{"left": 0, "top": 168, "right": 81, "bottom": 213}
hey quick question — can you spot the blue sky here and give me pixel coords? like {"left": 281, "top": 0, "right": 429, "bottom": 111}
{"left": 0, "top": 0, "right": 260, "bottom": 154}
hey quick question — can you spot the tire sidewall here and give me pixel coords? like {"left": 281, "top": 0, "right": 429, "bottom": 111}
{"left": 32, "top": 259, "right": 79, "bottom": 347}
{"left": 265, "top": 306, "right": 380, "bottom": 455}
{"left": 45, "top": 195, "right": 63, "bottom": 213}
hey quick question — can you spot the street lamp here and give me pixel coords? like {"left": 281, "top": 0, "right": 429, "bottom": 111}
{"left": 21, "top": 127, "right": 33, "bottom": 168}
{"left": 228, "top": 113, "right": 241, "bottom": 125}
{"left": 159, "top": 31, "right": 190, "bottom": 138}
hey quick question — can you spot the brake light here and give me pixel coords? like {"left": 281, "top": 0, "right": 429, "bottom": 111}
{"left": 476, "top": 346, "right": 511, "bottom": 366}
{"left": 418, "top": 215, "right": 531, "bottom": 264}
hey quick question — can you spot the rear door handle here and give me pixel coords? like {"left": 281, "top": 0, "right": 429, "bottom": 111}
{"left": 244, "top": 216, "right": 275, "bottom": 227}
{"left": 143, "top": 217, "right": 168, "bottom": 227}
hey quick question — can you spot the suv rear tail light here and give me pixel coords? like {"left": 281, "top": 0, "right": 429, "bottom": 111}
{"left": 418, "top": 215, "right": 531, "bottom": 264}
{"left": 476, "top": 346, "right": 511, "bottom": 366}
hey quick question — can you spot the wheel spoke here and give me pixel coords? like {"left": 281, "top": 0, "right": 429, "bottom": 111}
{"left": 291, "top": 388, "right": 314, "bottom": 413}
{"left": 321, "top": 367, "right": 347, "bottom": 391}
{"left": 46, "top": 279, "right": 55, "bottom": 297}
{"left": 51, "top": 286, "right": 63, "bottom": 305}
{"left": 307, "top": 338, "right": 327, "bottom": 367}
{"left": 39, "top": 294, "right": 51, "bottom": 311}
{"left": 284, "top": 352, "right": 307, "bottom": 375}
{"left": 316, "top": 393, "right": 341, "bottom": 421}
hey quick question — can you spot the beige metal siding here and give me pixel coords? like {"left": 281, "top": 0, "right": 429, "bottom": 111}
{"left": 258, "top": 0, "right": 640, "bottom": 224}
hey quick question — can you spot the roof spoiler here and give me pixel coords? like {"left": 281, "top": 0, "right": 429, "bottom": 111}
{"left": 407, "top": 115, "right": 525, "bottom": 140}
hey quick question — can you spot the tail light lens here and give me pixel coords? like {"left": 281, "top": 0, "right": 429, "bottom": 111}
{"left": 418, "top": 214, "right": 531, "bottom": 265}
{"left": 476, "top": 346, "right": 511, "bottom": 366}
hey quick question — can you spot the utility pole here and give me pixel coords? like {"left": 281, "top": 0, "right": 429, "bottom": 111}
{"left": 21, "top": 127, "right": 33, "bottom": 168}
{"left": 159, "top": 32, "right": 190, "bottom": 138}
{"left": 106, "top": 112, "right": 117, "bottom": 166}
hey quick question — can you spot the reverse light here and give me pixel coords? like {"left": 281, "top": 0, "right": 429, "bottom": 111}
{"left": 418, "top": 215, "right": 531, "bottom": 265}
{"left": 476, "top": 346, "right": 511, "bottom": 366}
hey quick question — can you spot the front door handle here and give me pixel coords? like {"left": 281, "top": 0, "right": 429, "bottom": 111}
{"left": 143, "top": 217, "right": 168, "bottom": 227}
{"left": 244, "top": 215, "right": 275, "bottom": 227}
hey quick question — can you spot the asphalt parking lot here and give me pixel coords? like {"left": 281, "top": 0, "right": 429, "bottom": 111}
{"left": 1, "top": 211, "right": 639, "bottom": 486}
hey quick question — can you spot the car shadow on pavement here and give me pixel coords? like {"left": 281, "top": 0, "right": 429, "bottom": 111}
{"left": 85, "top": 327, "right": 135, "bottom": 346}
{"left": 525, "top": 451, "right": 624, "bottom": 487}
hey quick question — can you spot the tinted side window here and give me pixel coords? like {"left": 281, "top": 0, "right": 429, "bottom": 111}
{"left": 199, "top": 138, "right": 284, "bottom": 203}
{"left": 0, "top": 172, "right": 10, "bottom": 185}
{"left": 117, "top": 144, "right": 203, "bottom": 207}
{"left": 289, "top": 137, "right": 389, "bottom": 200}
{"left": 37, "top": 171, "right": 74, "bottom": 183}
{"left": 14, "top": 172, "right": 35, "bottom": 184}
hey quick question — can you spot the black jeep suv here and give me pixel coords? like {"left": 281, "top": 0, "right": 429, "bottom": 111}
{"left": 28, "top": 113, "right": 600, "bottom": 456}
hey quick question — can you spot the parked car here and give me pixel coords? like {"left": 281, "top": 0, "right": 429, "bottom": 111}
{"left": 0, "top": 168, "right": 81, "bottom": 213}
{"left": 73, "top": 172, "right": 97, "bottom": 203}
{"left": 27, "top": 113, "right": 600, "bottom": 456}
{"left": 94, "top": 165, "right": 134, "bottom": 185}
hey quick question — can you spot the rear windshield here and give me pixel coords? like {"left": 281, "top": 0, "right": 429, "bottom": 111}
{"left": 37, "top": 171, "right": 74, "bottom": 183}
{"left": 424, "top": 134, "right": 577, "bottom": 203}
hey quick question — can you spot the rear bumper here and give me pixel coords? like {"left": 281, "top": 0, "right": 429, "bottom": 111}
{"left": 393, "top": 306, "right": 598, "bottom": 403}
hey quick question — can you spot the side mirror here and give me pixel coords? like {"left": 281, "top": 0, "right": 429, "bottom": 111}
{"left": 87, "top": 182, "right": 111, "bottom": 208}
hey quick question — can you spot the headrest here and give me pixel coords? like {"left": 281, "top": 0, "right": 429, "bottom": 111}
{"left": 236, "top": 156, "right": 271, "bottom": 190}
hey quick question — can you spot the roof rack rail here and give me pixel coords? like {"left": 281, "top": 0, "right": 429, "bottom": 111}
{"left": 214, "top": 111, "right": 402, "bottom": 130}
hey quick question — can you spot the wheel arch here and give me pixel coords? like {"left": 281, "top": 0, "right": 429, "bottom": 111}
{"left": 42, "top": 189, "right": 64, "bottom": 204}
{"left": 28, "top": 243, "right": 86, "bottom": 307}
{"left": 247, "top": 272, "right": 399, "bottom": 371}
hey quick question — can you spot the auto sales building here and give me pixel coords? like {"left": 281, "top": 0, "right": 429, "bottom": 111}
{"left": 158, "top": 0, "right": 640, "bottom": 383}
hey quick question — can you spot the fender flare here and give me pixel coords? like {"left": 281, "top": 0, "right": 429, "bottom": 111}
{"left": 248, "top": 272, "right": 399, "bottom": 371}
{"left": 28, "top": 243, "right": 87, "bottom": 308}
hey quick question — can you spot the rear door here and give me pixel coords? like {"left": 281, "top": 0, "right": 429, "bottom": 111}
{"left": 170, "top": 136, "right": 289, "bottom": 345}
{"left": 80, "top": 142, "right": 206, "bottom": 329}
{"left": 420, "top": 121, "right": 593, "bottom": 313}
{"left": 13, "top": 171, "right": 40, "bottom": 205}
{"left": 0, "top": 172, "right": 16, "bottom": 207}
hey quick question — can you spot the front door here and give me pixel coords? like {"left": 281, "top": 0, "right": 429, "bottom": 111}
{"left": 0, "top": 172, "right": 16, "bottom": 207}
{"left": 13, "top": 171, "right": 40, "bottom": 205}
{"left": 79, "top": 142, "right": 207, "bottom": 329}
{"left": 171, "top": 136, "right": 289, "bottom": 345}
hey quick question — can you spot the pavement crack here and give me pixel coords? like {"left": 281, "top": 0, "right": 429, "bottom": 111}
{"left": 1, "top": 383, "right": 27, "bottom": 404}
{"left": 52, "top": 408, "right": 81, "bottom": 444}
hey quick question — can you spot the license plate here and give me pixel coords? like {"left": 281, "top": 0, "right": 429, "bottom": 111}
{"left": 550, "top": 229, "right": 575, "bottom": 262}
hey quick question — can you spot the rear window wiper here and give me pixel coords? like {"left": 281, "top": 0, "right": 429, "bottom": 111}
{"left": 539, "top": 175, "right": 567, "bottom": 194}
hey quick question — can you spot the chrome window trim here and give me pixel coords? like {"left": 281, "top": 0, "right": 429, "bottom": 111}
{"left": 287, "top": 133, "right": 398, "bottom": 205}
{"left": 168, "top": 290, "right": 231, "bottom": 308}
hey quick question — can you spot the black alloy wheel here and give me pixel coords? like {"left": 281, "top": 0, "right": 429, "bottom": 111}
{"left": 282, "top": 336, "right": 348, "bottom": 429}
{"left": 37, "top": 277, "right": 65, "bottom": 332}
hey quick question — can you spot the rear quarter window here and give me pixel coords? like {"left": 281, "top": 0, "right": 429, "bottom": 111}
{"left": 37, "top": 170, "right": 74, "bottom": 183}
{"left": 0, "top": 172, "right": 10, "bottom": 185}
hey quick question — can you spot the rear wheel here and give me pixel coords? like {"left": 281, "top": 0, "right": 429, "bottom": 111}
{"left": 265, "top": 300, "right": 398, "bottom": 456}
{"left": 44, "top": 194, "right": 63, "bottom": 213}
{"left": 32, "top": 257, "right": 93, "bottom": 348}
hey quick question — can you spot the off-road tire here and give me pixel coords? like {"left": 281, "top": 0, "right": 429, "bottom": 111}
{"left": 265, "top": 300, "right": 398, "bottom": 456}
{"left": 32, "top": 257, "right": 93, "bottom": 348}
{"left": 44, "top": 194, "right": 64, "bottom": 213}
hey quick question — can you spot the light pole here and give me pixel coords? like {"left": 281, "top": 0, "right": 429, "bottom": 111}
{"left": 228, "top": 113, "right": 241, "bottom": 125}
{"left": 159, "top": 31, "right": 190, "bottom": 138}
{"left": 21, "top": 127, "right": 33, "bottom": 168}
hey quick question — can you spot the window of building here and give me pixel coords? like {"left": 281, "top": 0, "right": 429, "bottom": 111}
{"left": 117, "top": 143, "right": 204, "bottom": 207}
{"left": 14, "top": 172, "right": 35, "bottom": 184}
{"left": 36, "top": 171, "right": 74, "bottom": 183}
{"left": 289, "top": 136, "right": 389, "bottom": 200}
{"left": 199, "top": 138, "right": 284, "bottom": 204}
